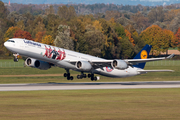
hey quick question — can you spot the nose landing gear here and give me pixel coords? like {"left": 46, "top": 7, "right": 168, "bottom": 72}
{"left": 13, "top": 53, "right": 19, "bottom": 62}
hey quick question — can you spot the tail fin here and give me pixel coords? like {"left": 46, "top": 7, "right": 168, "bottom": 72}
{"left": 133, "top": 44, "right": 152, "bottom": 69}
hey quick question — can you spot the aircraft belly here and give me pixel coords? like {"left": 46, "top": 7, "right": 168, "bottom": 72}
{"left": 95, "top": 67, "right": 138, "bottom": 78}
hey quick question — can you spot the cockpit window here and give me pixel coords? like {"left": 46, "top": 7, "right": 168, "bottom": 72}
{"left": 7, "top": 40, "right": 15, "bottom": 43}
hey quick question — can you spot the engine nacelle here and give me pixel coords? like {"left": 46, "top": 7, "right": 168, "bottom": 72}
{"left": 112, "top": 60, "right": 128, "bottom": 70}
{"left": 25, "top": 58, "right": 51, "bottom": 70}
{"left": 76, "top": 61, "right": 92, "bottom": 71}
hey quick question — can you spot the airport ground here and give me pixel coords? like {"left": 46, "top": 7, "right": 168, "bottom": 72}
{"left": 0, "top": 60, "right": 180, "bottom": 119}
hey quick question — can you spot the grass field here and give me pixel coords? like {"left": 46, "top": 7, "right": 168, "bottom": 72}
{"left": 0, "top": 89, "right": 180, "bottom": 120}
{"left": 0, "top": 60, "right": 180, "bottom": 120}
{"left": 0, "top": 59, "right": 179, "bottom": 83}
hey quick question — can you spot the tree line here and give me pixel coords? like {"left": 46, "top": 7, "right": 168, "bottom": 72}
{"left": 0, "top": 1, "right": 180, "bottom": 59}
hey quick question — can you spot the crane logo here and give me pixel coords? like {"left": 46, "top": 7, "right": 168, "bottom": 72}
{"left": 141, "top": 50, "right": 148, "bottom": 59}
{"left": 106, "top": 67, "right": 113, "bottom": 72}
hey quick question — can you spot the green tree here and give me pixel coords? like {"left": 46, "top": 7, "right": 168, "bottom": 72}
{"left": 119, "top": 37, "right": 135, "bottom": 59}
{"left": 46, "top": 14, "right": 61, "bottom": 39}
{"left": 84, "top": 28, "right": 105, "bottom": 57}
{"left": 31, "top": 16, "right": 46, "bottom": 38}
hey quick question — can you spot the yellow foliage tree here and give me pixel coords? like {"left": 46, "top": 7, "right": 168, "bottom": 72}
{"left": 125, "top": 29, "right": 135, "bottom": 46}
{"left": 93, "top": 20, "right": 102, "bottom": 32}
{"left": 42, "top": 35, "right": 54, "bottom": 45}
{"left": 140, "top": 25, "right": 170, "bottom": 55}
{"left": 163, "top": 29, "right": 178, "bottom": 48}
{"left": 34, "top": 31, "right": 46, "bottom": 43}
{"left": 4, "top": 26, "right": 21, "bottom": 42}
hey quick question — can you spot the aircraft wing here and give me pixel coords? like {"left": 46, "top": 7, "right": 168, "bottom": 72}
{"left": 65, "top": 59, "right": 113, "bottom": 69}
{"left": 65, "top": 54, "right": 174, "bottom": 69}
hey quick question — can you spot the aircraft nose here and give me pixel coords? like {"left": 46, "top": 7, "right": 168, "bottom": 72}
{"left": 4, "top": 42, "right": 7, "bottom": 47}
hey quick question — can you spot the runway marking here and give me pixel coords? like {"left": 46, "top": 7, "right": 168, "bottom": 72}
{"left": 0, "top": 81, "right": 180, "bottom": 91}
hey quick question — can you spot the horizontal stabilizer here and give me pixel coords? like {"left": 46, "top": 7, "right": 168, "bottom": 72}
{"left": 127, "top": 54, "right": 175, "bottom": 65}
{"left": 137, "top": 69, "right": 174, "bottom": 74}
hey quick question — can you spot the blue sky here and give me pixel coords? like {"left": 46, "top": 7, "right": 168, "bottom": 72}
{"left": 1, "top": 0, "right": 180, "bottom": 6}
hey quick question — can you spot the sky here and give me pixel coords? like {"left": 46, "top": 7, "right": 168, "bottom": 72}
{"left": 1, "top": 0, "right": 180, "bottom": 6}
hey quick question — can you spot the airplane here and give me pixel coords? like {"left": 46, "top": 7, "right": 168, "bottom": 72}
{"left": 4, "top": 38, "right": 174, "bottom": 81}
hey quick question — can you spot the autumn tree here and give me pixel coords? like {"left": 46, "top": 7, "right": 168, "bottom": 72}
{"left": 140, "top": 25, "right": 170, "bottom": 55}
{"left": 34, "top": 31, "right": 46, "bottom": 43}
{"left": 164, "top": 29, "right": 178, "bottom": 48}
{"left": 175, "top": 28, "right": 180, "bottom": 51}
{"left": 125, "top": 29, "right": 135, "bottom": 46}
{"left": 42, "top": 35, "right": 54, "bottom": 45}
{"left": 13, "top": 30, "right": 34, "bottom": 40}
{"left": 4, "top": 26, "right": 21, "bottom": 42}
{"left": 93, "top": 20, "right": 102, "bottom": 32}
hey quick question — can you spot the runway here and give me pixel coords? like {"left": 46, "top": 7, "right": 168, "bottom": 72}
{"left": 0, "top": 81, "right": 180, "bottom": 91}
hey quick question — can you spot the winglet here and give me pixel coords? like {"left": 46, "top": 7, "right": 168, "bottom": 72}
{"left": 166, "top": 54, "right": 174, "bottom": 59}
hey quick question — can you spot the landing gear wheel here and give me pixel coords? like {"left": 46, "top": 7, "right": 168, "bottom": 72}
{"left": 83, "top": 74, "right": 86, "bottom": 78}
{"left": 14, "top": 58, "right": 18, "bottom": 62}
{"left": 77, "top": 75, "right": 82, "bottom": 79}
{"left": 64, "top": 73, "right": 67, "bottom": 77}
{"left": 70, "top": 76, "right": 73, "bottom": 80}
{"left": 88, "top": 74, "right": 91, "bottom": 78}
{"left": 94, "top": 77, "right": 97, "bottom": 81}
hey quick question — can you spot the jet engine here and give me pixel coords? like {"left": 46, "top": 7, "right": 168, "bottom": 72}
{"left": 25, "top": 58, "right": 51, "bottom": 70}
{"left": 112, "top": 60, "right": 128, "bottom": 70}
{"left": 76, "top": 61, "right": 92, "bottom": 71}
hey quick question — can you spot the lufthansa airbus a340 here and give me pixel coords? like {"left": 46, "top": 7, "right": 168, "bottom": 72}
{"left": 4, "top": 38, "right": 174, "bottom": 81}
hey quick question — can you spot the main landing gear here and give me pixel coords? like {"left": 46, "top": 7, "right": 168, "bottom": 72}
{"left": 77, "top": 72, "right": 98, "bottom": 81}
{"left": 77, "top": 72, "right": 87, "bottom": 79}
{"left": 64, "top": 69, "right": 73, "bottom": 80}
{"left": 64, "top": 69, "right": 99, "bottom": 81}
{"left": 88, "top": 74, "right": 98, "bottom": 81}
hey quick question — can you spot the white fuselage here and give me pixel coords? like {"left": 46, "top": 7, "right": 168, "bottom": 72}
{"left": 4, "top": 38, "right": 142, "bottom": 78}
